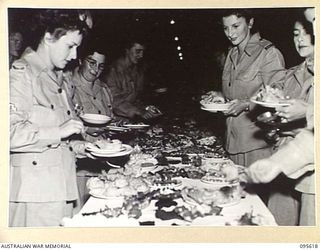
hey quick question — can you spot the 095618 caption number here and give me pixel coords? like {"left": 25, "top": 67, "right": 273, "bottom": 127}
{"left": 300, "top": 244, "right": 319, "bottom": 248}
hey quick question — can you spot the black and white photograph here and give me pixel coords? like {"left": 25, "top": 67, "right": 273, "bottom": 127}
{"left": 6, "top": 3, "right": 316, "bottom": 232}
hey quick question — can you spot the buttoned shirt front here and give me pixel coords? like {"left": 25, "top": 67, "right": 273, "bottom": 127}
{"left": 10, "top": 48, "right": 79, "bottom": 202}
{"left": 72, "top": 67, "right": 113, "bottom": 117}
{"left": 222, "top": 33, "right": 286, "bottom": 153}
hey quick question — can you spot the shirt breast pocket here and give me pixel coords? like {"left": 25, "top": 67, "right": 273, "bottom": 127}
{"left": 236, "top": 68, "right": 260, "bottom": 82}
{"left": 30, "top": 104, "right": 67, "bottom": 127}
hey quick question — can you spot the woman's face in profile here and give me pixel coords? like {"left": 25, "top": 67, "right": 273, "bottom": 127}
{"left": 222, "top": 15, "right": 252, "bottom": 47}
{"left": 293, "top": 21, "right": 314, "bottom": 59}
{"left": 47, "top": 30, "right": 83, "bottom": 70}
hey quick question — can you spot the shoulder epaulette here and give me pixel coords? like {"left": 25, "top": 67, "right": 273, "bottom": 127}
{"left": 11, "top": 60, "right": 27, "bottom": 70}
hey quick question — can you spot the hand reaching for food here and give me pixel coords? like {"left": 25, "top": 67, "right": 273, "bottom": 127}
{"left": 275, "top": 99, "right": 309, "bottom": 122}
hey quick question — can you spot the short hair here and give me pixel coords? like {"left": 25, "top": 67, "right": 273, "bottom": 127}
{"left": 78, "top": 37, "right": 107, "bottom": 59}
{"left": 123, "top": 35, "right": 146, "bottom": 51}
{"left": 29, "top": 9, "right": 91, "bottom": 50}
{"left": 220, "top": 9, "right": 254, "bottom": 23}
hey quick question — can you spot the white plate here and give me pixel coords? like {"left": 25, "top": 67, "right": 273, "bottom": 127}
{"left": 90, "top": 144, "right": 133, "bottom": 158}
{"left": 200, "top": 102, "right": 231, "bottom": 110}
{"left": 80, "top": 113, "right": 112, "bottom": 125}
{"left": 200, "top": 177, "right": 239, "bottom": 188}
{"left": 86, "top": 145, "right": 127, "bottom": 154}
{"left": 250, "top": 98, "right": 290, "bottom": 108}
{"left": 201, "top": 106, "right": 229, "bottom": 113}
{"left": 123, "top": 124, "right": 150, "bottom": 129}
{"left": 89, "top": 191, "right": 124, "bottom": 200}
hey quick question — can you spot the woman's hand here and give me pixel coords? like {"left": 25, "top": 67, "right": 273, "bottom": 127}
{"left": 246, "top": 159, "right": 282, "bottom": 183}
{"left": 275, "top": 99, "right": 308, "bottom": 122}
{"left": 223, "top": 99, "right": 249, "bottom": 117}
{"left": 72, "top": 141, "right": 97, "bottom": 159}
{"left": 59, "top": 119, "right": 84, "bottom": 139}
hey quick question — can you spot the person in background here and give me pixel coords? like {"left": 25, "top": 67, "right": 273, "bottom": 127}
{"left": 9, "top": 9, "right": 93, "bottom": 227}
{"left": 221, "top": 9, "right": 285, "bottom": 167}
{"left": 71, "top": 39, "right": 114, "bottom": 208}
{"left": 103, "top": 37, "right": 161, "bottom": 120}
{"left": 72, "top": 39, "right": 114, "bottom": 125}
{"left": 9, "top": 30, "right": 24, "bottom": 68}
{"left": 266, "top": 8, "right": 315, "bottom": 226}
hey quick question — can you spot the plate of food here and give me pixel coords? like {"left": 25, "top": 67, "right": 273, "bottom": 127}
{"left": 86, "top": 139, "right": 125, "bottom": 154}
{"left": 123, "top": 123, "right": 150, "bottom": 129}
{"left": 80, "top": 113, "right": 112, "bottom": 125}
{"left": 251, "top": 86, "right": 290, "bottom": 108}
{"left": 90, "top": 144, "right": 133, "bottom": 158}
{"left": 200, "top": 91, "right": 231, "bottom": 111}
{"left": 200, "top": 171, "right": 239, "bottom": 188}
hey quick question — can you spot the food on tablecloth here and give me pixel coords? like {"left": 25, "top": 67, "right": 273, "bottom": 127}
{"left": 255, "top": 85, "right": 286, "bottom": 103}
{"left": 197, "top": 136, "right": 217, "bottom": 146}
{"left": 200, "top": 159, "right": 234, "bottom": 173}
{"left": 87, "top": 170, "right": 150, "bottom": 198}
{"left": 181, "top": 185, "right": 241, "bottom": 207}
{"left": 123, "top": 150, "right": 158, "bottom": 177}
{"left": 200, "top": 91, "right": 226, "bottom": 104}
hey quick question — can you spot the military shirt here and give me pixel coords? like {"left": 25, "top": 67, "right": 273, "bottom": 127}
{"left": 10, "top": 48, "right": 79, "bottom": 202}
{"left": 222, "top": 33, "right": 286, "bottom": 153}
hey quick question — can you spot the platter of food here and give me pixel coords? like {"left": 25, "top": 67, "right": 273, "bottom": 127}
{"left": 251, "top": 86, "right": 290, "bottom": 108}
{"left": 200, "top": 170, "right": 239, "bottom": 188}
{"left": 181, "top": 185, "right": 241, "bottom": 208}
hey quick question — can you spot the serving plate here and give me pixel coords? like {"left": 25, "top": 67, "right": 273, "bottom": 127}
{"left": 90, "top": 144, "right": 133, "bottom": 158}
{"left": 250, "top": 98, "right": 290, "bottom": 108}
{"left": 201, "top": 106, "right": 229, "bottom": 113}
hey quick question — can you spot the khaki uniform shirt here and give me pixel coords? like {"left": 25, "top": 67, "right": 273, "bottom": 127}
{"left": 72, "top": 67, "right": 114, "bottom": 118}
{"left": 104, "top": 57, "right": 145, "bottom": 118}
{"left": 10, "top": 48, "right": 79, "bottom": 202}
{"left": 222, "top": 33, "right": 285, "bottom": 154}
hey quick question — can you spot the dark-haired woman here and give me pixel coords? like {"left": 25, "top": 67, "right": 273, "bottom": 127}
{"left": 221, "top": 9, "right": 285, "bottom": 168}
{"left": 9, "top": 9, "right": 93, "bottom": 227}
{"left": 268, "top": 11, "right": 315, "bottom": 226}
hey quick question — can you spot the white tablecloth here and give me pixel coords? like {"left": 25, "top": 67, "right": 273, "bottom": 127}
{"left": 63, "top": 177, "right": 277, "bottom": 227}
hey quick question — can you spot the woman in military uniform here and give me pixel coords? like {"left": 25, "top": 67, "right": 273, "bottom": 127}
{"left": 9, "top": 9, "right": 93, "bottom": 227}
{"left": 221, "top": 9, "right": 286, "bottom": 167}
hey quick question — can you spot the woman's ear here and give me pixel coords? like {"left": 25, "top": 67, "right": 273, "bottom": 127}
{"left": 43, "top": 32, "right": 54, "bottom": 45}
{"left": 248, "top": 18, "right": 254, "bottom": 29}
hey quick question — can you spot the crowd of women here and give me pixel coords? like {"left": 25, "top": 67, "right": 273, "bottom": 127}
{"left": 9, "top": 8, "right": 315, "bottom": 227}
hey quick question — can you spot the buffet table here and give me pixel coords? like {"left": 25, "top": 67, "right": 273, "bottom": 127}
{"left": 63, "top": 180, "right": 277, "bottom": 227}
{"left": 63, "top": 113, "right": 277, "bottom": 227}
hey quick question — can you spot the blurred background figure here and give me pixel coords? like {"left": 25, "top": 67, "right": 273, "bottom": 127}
{"left": 102, "top": 36, "right": 162, "bottom": 120}
{"left": 9, "top": 30, "right": 24, "bottom": 68}
{"left": 72, "top": 38, "right": 114, "bottom": 121}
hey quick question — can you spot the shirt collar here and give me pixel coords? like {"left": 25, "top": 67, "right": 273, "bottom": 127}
{"left": 73, "top": 67, "right": 103, "bottom": 96}
{"left": 22, "top": 47, "right": 63, "bottom": 85}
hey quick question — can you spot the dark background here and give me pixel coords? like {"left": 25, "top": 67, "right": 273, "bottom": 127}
{"left": 8, "top": 7, "right": 310, "bottom": 135}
